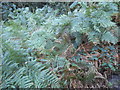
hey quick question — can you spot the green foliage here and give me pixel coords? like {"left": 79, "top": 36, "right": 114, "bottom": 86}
{"left": 92, "top": 45, "right": 118, "bottom": 71}
{"left": 2, "top": 58, "right": 60, "bottom": 88}
{"left": 102, "top": 31, "right": 118, "bottom": 44}
{"left": 40, "top": 2, "right": 118, "bottom": 47}
{"left": 1, "top": 2, "right": 119, "bottom": 88}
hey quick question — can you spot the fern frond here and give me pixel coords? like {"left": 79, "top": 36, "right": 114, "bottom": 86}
{"left": 102, "top": 31, "right": 118, "bottom": 44}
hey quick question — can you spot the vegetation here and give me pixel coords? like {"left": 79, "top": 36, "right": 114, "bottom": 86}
{"left": 1, "top": 2, "right": 120, "bottom": 88}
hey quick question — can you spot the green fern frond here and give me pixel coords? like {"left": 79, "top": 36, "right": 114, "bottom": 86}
{"left": 102, "top": 31, "right": 118, "bottom": 44}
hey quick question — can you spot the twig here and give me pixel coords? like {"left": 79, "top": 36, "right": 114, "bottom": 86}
{"left": 71, "top": 45, "right": 81, "bottom": 57}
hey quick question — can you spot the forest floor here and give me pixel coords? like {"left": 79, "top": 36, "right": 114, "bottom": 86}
{"left": 108, "top": 72, "right": 120, "bottom": 89}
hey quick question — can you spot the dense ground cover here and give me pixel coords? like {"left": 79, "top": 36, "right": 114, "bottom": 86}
{"left": 1, "top": 2, "right": 120, "bottom": 88}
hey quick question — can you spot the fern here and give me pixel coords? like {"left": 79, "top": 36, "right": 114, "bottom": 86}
{"left": 1, "top": 2, "right": 119, "bottom": 88}
{"left": 2, "top": 56, "right": 60, "bottom": 88}
{"left": 102, "top": 31, "right": 118, "bottom": 44}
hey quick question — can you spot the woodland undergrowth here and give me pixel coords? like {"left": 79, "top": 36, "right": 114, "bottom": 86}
{"left": 1, "top": 2, "right": 120, "bottom": 88}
